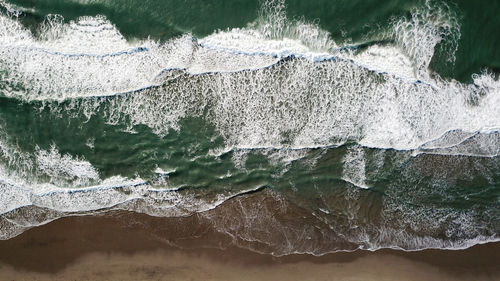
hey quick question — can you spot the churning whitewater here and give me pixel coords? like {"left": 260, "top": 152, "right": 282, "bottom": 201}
{"left": 0, "top": 0, "right": 499, "bottom": 255}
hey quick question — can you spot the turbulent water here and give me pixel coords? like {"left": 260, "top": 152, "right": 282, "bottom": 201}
{"left": 0, "top": 0, "right": 499, "bottom": 255}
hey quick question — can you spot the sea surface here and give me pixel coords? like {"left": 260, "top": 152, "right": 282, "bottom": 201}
{"left": 0, "top": 0, "right": 499, "bottom": 255}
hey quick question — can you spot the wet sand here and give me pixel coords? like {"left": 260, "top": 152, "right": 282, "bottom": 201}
{"left": 0, "top": 211, "right": 499, "bottom": 281}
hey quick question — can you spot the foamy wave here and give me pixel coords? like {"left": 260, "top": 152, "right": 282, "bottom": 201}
{"left": 0, "top": 175, "right": 269, "bottom": 240}
{"left": 0, "top": 129, "right": 100, "bottom": 188}
{"left": 1, "top": 0, "right": 497, "bottom": 154}
{"left": 388, "top": 0, "right": 461, "bottom": 79}
{"left": 342, "top": 146, "right": 369, "bottom": 189}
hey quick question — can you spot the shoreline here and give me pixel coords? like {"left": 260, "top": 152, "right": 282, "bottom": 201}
{"left": 0, "top": 211, "right": 499, "bottom": 280}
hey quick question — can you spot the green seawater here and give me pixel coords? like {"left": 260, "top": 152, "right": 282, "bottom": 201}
{"left": 0, "top": 0, "right": 498, "bottom": 254}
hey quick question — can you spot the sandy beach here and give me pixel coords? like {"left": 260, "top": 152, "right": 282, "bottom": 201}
{"left": 1, "top": 0, "right": 499, "bottom": 280}
{"left": 0, "top": 211, "right": 499, "bottom": 281}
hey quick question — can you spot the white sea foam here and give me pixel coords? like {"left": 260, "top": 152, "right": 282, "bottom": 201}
{"left": 0, "top": 0, "right": 497, "bottom": 156}
{"left": 0, "top": 174, "right": 272, "bottom": 239}
{"left": 36, "top": 144, "right": 99, "bottom": 186}
{"left": 345, "top": 45, "right": 416, "bottom": 81}
{"left": 0, "top": 129, "right": 269, "bottom": 238}
{"left": 0, "top": 128, "right": 100, "bottom": 188}
{"left": 342, "top": 146, "right": 369, "bottom": 189}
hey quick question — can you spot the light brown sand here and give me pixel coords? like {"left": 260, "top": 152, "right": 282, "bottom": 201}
{"left": 1, "top": 249, "right": 494, "bottom": 281}
{"left": 0, "top": 212, "right": 499, "bottom": 281}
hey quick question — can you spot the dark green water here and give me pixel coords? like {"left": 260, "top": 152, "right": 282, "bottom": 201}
{"left": 0, "top": 0, "right": 498, "bottom": 255}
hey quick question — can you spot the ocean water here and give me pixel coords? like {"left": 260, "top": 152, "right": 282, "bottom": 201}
{"left": 0, "top": 0, "right": 499, "bottom": 255}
